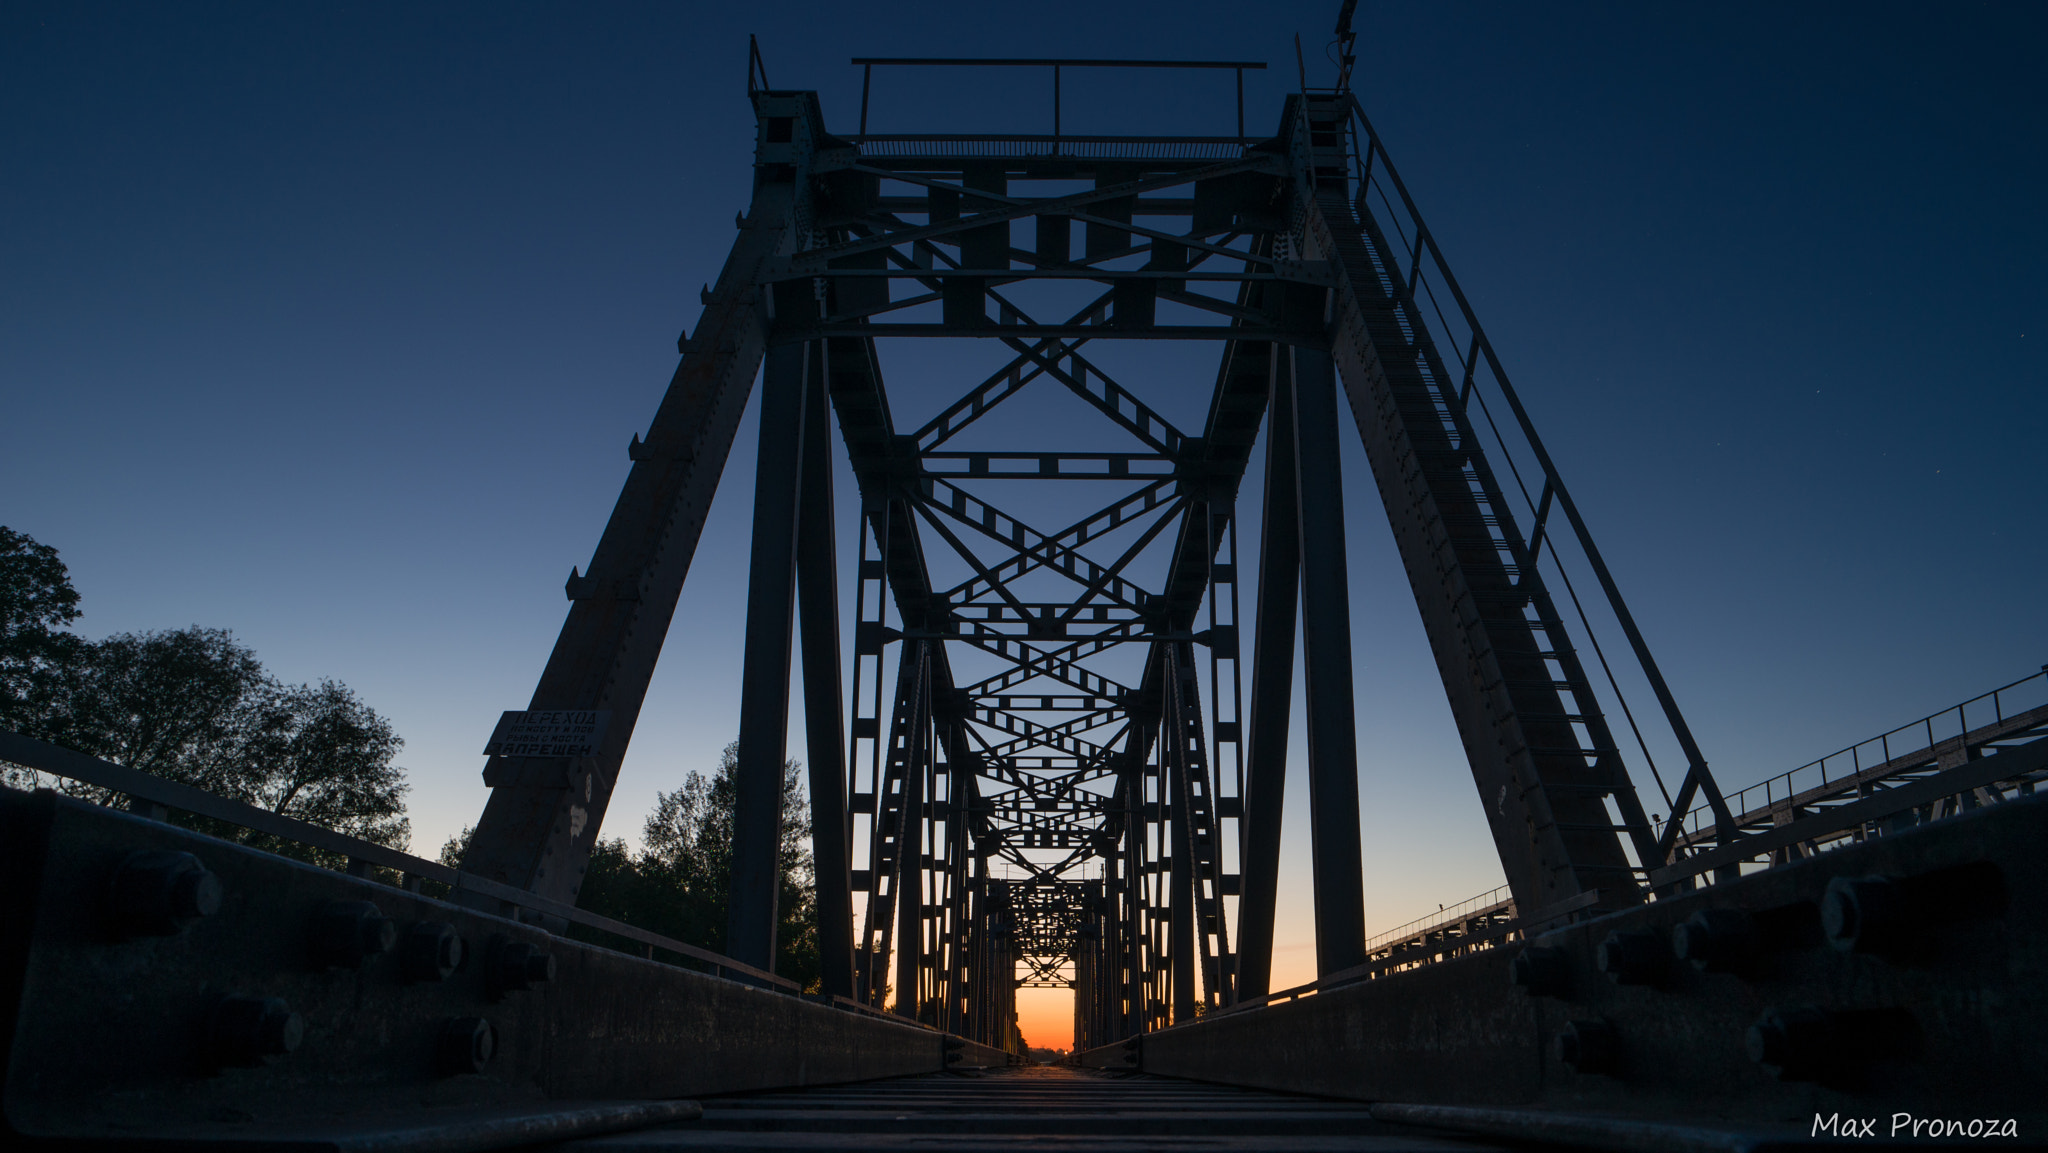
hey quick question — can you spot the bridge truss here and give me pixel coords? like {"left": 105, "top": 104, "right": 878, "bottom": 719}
{"left": 7, "top": 22, "right": 2047, "bottom": 1146}
{"left": 453, "top": 49, "right": 1740, "bottom": 1051}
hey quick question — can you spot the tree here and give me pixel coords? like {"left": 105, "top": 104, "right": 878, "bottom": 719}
{"left": 0, "top": 526, "right": 86, "bottom": 739}
{"left": 504, "top": 740, "right": 822, "bottom": 989}
{"left": 0, "top": 528, "right": 410, "bottom": 857}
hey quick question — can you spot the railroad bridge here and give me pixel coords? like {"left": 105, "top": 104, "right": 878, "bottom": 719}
{"left": 6, "top": 14, "right": 2045, "bottom": 1151}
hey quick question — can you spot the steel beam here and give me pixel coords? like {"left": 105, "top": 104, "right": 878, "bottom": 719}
{"left": 796, "top": 343, "right": 857, "bottom": 999}
{"left": 726, "top": 341, "right": 812, "bottom": 972}
{"left": 460, "top": 93, "right": 819, "bottom": 911}
{"left": 1290, "top": 345, "right": 1368, "bottom": 976}
{"left": 1234, "top": 352, "right": 1297, "bottom": 999}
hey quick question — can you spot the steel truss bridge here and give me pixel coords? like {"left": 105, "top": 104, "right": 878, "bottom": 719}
{"left": 6, "top": 17, "right": 2045, "bottom": 1151}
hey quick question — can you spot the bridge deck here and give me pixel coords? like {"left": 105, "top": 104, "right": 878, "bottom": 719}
{"left": 572, "top": 1067, "right": 1500, "bottom": 1151}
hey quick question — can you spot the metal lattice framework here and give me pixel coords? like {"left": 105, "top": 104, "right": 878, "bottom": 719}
{"left": 455, "top": 45, "right": 1736, "bottom": 1050}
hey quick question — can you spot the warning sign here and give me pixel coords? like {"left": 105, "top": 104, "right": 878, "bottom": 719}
{"left": 482, "top": 710, "right": 611, "bottom": 758}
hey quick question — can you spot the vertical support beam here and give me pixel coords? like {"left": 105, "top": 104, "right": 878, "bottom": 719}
{"left": 725, "top": 342, "right": 810, "bottom": 973}
{"left": 894, "top": 649, "right": 930, "bottom": 1018}
{"left": 795, "top": 342, "right": 856, "bottom": 1000}
{"left": 1235, "top": 354, "right": 1298, "bottom": 999}
{"left": 1166, "top": 689, "right": 1198, "bottom": 1023}
{"left": 1291, "top": 345, "right": 1368, "bottom": 976}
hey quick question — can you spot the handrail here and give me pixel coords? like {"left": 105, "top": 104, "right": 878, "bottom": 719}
{"left": 1364, "top": 885, "right": 1512, "bottom": 953}
{"left": 0, "top": 729, "right": 802, "bottom": 993}
{"left": 1208, "top": 890, "right": 1599, "bottom": 1019}
{"left": 1661, "top": 666, "right": 2048, "bottom": 842}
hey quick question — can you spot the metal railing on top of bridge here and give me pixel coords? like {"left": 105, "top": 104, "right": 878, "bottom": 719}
{"left": 0, "top": 728, "right": 915, "bottom": 1027}
{"left": 1659, "top": 665, "right": 2048, "bottom": 846}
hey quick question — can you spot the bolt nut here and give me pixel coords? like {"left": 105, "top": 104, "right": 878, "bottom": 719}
{"left": 1557, "top": 1019, "right": 1619, "bottom": 1075}
{"left": 487, "top": 938, "right": 556, "bottom": 997}
{"left": 109, "top": 850, "right": 222, "bottom": 936}
{"left": 1822, "top": 875, "right": 1906, "bottom": 955}
{"left": 401, "top": 921, "right": 466, "bottom": 982}
{"left": 437, "top": 1016, "right": 496, "bottom": 1075}
{"left": 1596, "top": 928, "right": 1667, "bottom": 986}
{"left": 211, "top": 995, "right": 303, "bottom": 1065}
{"left": 310, "top": 900, "right": 398, "bottom": 968}
{"left": 1508, "top": 945, "right": 1571, "bottom": 998}
{"left": 1746, "top": 1005, "right": 1834, "bottom": 1080}
{"left": 1672, "top": 908, "right": 1759, "bottom": 973}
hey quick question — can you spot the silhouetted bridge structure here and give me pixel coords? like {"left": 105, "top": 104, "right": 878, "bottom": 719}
{"left": 7, "top": 18, "right": 2046, "bottom": 1151}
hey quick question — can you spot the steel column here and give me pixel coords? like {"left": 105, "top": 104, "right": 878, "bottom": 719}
{"left": 1234, "top": 351, "right": 1298, "bottom": 999}
{"left": 795, "top": 342, "right": 857, "bottom": 999}
{"left": 726, "top": 342, "right": 811, "bottom": 972}
{"left": 1290, "top": 345, "right": 1368, "bottom": 976}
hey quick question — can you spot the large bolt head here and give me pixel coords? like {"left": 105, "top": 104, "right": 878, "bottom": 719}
{"left": 1508, "top": 945, "right": 1571, "bottom": 997}
{"left": 1672, "top": 908, "right": 1759, "bottom": 972}
{"left": 437, "top": 1016, "right": 496, "bottom": 1076}
{"left": 1822, "top": 875, "right": 1904, "bottom": 954}
{"left": 401, "top": 921, "right": 466, "bottom": 982}
{"left": 1557, "top": 1019, "right": 1619, "bottom": 1075}
{"left": 110, "top": 850, "right": 222, "bottom": 936}
{"left": 1596, "top": 929, "right": 1667, "bottom": 986}
{"left": 211, "top": 995, "right": 303, "bottom": 1065}
{"left": 310, "top": 900, "right": 397, "bottom": 968}
{"left": 488, "top": 938, "right": 555, "bottom": 997}
{"left": 1746, "top": 1005, "right": 1834, "bottom": 1080}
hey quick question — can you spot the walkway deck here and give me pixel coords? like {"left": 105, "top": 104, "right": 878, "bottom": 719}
{"left": 571, "top": 1066, "right": 1503, "bottom": 1151}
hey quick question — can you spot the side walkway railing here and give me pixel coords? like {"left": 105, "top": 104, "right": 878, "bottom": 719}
{"left": 0, "top": 729, "right": 910, "bottom": 1025}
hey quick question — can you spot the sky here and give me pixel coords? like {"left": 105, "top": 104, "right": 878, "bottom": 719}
{"left": 3, "top": 2, "right": 2043, "bottom": 1051}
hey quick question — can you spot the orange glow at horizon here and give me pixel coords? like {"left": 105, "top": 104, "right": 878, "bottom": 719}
{"left": 1013, "top": 986, "right": 1073, "bottom": 1051}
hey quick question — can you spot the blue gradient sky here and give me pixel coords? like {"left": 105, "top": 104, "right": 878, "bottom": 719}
{"left": 4, "top": 2, "right": 2043, "bottom": 1043}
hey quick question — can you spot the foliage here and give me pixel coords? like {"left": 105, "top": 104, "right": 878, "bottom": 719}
{"left": 448, "top": 741, "right": 821, "bottom": 989}
{"left": 0, "top": 526, "right": 85, "bottom": 738}
{"left": 0, "top": 527, "right": 410, "bottom": 858}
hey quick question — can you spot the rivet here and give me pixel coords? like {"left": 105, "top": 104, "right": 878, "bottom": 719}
{"left": 109, "top": 850, "right": 222, "bottom": 937}
{"left": 1672, "top": 908, "right": 1760, "bottom": 973}
{"left": 1557, "top": 1019, "right": 1619, "bottom": 1075}
{"left": 1596, "top": 928, "right": 1667, "bottom": 986}
{"left": 311, "top": 900, "right": 398, "bottom": 968}
{"left": 211, "top": 995, "right": 303, "bottom": 1065}
{"left": 438, "top": 1016, "right": 496, "bottom": 1076}
{"left": 1508, "top": 944, "right": 1571, "bottom": 998}
{"left": 401, "top": 921, "right": 466, "bottom": 982}
{"left": 487, "top": 937, "right": 556, "bottom": 998}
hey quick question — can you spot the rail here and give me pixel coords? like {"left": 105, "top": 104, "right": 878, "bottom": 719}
{"left": 0, "top": 728, "right": 917, "bottom": 1012}
{"left": 1331, "top": 91, "right": 1738, "bottom": 858}
{"left": 1661, "top": 665, "right": 2048, "bottom": 846}
{"left": 1210, "top": 890, "right": 1598, "bottom": 1018}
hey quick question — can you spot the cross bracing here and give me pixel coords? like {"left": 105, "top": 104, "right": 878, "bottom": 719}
{"left": 451, "top": 54, "right": 1739, "bottom": 1053}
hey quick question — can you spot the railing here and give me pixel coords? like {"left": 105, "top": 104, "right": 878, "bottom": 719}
{"left": 1364, "top": 885, "right": 1512, "bottom": 955}
{"left": 0, "top": 728, "right": 910, "bottom": 1025}
{"left": 1209, "top": 890, "right": 1598, "bottom": 1019}
{"left": 1661, "top": 666, "right": 2048, "bottom": 846}
{"left": 1329, "top": 90, "right": 1735, "bottom": 855}
{"left": 851, "top": 136, "right": 1249, "bottom": 161}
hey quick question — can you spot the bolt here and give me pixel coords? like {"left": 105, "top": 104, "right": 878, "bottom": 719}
{"left": 437, "top": 1016, "right": 496, "bottom": 1076}
{"left": 1822, "top": 875, "right": 1906, "bottom": 955}
{"left": 1557, "top": 1019, "right": 1619, "bottom": 1075}
{"left": 310, "top": 900, "right": 398, "bottom": 968}
{"left": 211, "top": 995, "right": 303, "bottom": 1065}
{"left": 401, "top": 921, "right": 466, "bottom": 982}
{"left": 487, "top": 938, "right": 556, "bottom": 998}
{"left": 109, "top": 850, "right": 222, "bottom": 937}
{"left": 1672, "top": 908, "right": 1759, "bottom": 973}
{"left": 1508, "top": 944, "right": 1571, "bottom": 997}
{"left": 1746, "top": 1005, "right": 1834, "bottom": 1080}
{"left": 1596, "top": 929, "right": 1667, "bottom": 986}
